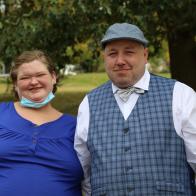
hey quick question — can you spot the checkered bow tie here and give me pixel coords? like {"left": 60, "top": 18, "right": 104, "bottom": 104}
{"left": 115, "top": 87, "right": 145, "bottom": 102}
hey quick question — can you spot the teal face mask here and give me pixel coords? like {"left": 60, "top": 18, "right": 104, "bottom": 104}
{"left": 20, "top": 92, "right": 55, "bottom": 108}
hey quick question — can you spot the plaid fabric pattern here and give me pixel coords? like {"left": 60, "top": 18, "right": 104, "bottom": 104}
{"left": 87, "top": 74, "right": 194, "bottom": 196}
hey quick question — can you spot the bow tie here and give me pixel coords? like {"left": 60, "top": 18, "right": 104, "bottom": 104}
{"left": 115, "top": 87, "right": 145, "bottom": 102}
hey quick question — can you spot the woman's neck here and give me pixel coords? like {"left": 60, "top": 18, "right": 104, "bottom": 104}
{"left": 14, "top": 102, "right": 62, "bottom": 125}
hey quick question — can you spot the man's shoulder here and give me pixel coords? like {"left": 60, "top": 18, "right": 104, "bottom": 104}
{"left": 150, "top": 73, "right": 176, "bottom": 85}
{"left": 150, "top": 73, "right": 175, "bottom": 81}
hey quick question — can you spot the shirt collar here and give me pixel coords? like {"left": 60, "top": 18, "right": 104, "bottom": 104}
{"left": 112, "top": 67, "right": 150, "bottom": 93}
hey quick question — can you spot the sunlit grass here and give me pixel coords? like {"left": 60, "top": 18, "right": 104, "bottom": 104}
{"left": 58, "top": 72, "right": 109, "bottom": 92}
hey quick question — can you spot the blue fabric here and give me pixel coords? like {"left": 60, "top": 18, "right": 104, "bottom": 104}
{"left": 0, "top": 102, "right": 83, "bottom": 196}
{"left": 87, "top": 74, "right": 194, "bottom": 196}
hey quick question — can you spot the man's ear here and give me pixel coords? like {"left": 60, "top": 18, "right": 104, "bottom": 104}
{"left": 144, "top": 48, "right": 149, "bottom": 63}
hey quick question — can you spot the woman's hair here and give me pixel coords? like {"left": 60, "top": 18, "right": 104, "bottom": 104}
{"left": 10, "top": 50, "right": 59, "bottom": 99}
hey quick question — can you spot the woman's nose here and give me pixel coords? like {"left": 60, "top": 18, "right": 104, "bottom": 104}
{"left": 30, "top": 76, "right": 38, "bottom": 84}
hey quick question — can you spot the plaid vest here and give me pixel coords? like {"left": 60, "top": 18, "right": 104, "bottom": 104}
{"left": 87, "top": 74, "right": 194, "bottom": 196}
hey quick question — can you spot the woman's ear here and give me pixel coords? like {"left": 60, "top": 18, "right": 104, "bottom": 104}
{"left": 14, "top": 84, "right": 21, "bottom": 99}
{"left": 14, "top": 84, "right": 18, "bottom": 92}
{"left": 51, "top": 72, "right": 57, "bottom": 85}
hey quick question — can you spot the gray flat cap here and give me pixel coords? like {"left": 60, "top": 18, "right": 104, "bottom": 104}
{"left": 101, "top": 23, "right": 148, "bottom": 47}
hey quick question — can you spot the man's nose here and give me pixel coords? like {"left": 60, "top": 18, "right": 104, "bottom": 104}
{"left": 116, "top": 54, "right": 125, "bottom": 65}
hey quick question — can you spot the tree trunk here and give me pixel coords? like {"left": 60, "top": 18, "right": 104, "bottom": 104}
{"left": 168, "top": 32, "right": 196, "bottom": 90}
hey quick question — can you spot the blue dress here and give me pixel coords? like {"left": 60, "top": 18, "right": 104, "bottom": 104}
{"left": 0, "top": 102, "right": 83, "bottom": 196}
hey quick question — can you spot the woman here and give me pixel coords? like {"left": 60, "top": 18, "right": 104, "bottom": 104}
{"left": 0, "top": 50, "right": 83, "bottom": 196}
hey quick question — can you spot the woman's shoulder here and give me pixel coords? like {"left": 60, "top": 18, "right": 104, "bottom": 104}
{"left": 52, "top": 113, "right": 76, "bottom": 130}
{"left": 62, "top": 114, "right": 76, "bottom": 123}
{"left": 0, "top": 101, "right": 13, "bottom": 112}
{"left": 61, "top": 113, "right": 76, "bottom": 127}
{"left": 0, "top": 102, "right": 15, "bottom": 127}
{"left": 45, "top": 114, "right": 77, "bottom": 139}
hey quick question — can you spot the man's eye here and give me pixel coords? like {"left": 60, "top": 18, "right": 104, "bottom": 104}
{"left": 126, "top": 51, "right": 134, "bottom": 54}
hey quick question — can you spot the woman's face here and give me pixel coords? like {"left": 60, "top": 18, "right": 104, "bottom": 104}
{"left": 15, "top": 59, "right": 56, "bottom": 102}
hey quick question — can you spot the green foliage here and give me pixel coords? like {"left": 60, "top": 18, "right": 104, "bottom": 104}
{"left": 0, "top": 0, "right": 195, "bottom": 89}
{"left": 148, "top": 40, "right": 170, "bottom": 73}
{"left": 65, "top": 39, "right": 103, "bottom": 72}
{"left": 0, "top": 0, "right": 78, "bottom": 69}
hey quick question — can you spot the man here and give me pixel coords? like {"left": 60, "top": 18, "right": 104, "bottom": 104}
{"left": 75, "top": 23, "right": 196, "bottom": 195}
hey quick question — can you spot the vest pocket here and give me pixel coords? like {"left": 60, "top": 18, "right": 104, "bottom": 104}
{"left": 156, "top": 181, "right": 185, "bottom": 193}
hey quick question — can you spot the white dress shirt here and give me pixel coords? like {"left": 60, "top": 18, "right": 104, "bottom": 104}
{"left": 74, "top": 70, "right": 196, "bottom": 196}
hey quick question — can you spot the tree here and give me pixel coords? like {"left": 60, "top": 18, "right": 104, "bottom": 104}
{"left": 72, "top": 0, "right": 196, "bottom": 90}
{"left": 1, "top": 0, "right": 195, "bottom": 90}
{"left": 0, "top": 0, "right": 78, "bottom": 70}
{"left": 133, "top": 0, "right": 196, "bottom": 89}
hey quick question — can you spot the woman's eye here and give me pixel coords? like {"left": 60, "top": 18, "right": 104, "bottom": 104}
{"left": 19, "top": 77, "right": 29, "bottom": 80}
{"left": 37, "top": 74, "right": 46, "bottom": 77}
{"left": 108, "top": 52, "right": 116, "bottom": 56}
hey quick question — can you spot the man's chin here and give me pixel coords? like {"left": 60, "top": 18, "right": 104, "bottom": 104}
{"left": 114, "top": 81, "right": 133, "bottom": 88}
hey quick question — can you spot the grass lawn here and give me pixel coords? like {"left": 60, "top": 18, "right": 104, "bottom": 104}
{"left": 0, "top": 72, "right": 170, "bottom": 115}
{"left": 58, "top": 72, "right": 109, "bottom": 92}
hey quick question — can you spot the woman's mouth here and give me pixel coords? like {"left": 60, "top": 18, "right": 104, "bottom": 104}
{"left": 29, "top": 87, "right": 42, "bottom": 92}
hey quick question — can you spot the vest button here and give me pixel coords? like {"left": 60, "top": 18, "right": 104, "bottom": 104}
{"left": 125, "top": 166, "right": 132, "bottom": 172}
{"left": 127, "top": 186, "right": 133, "bottom": 192}
{"left": 124, "top": 146, "right": 130, "bottom": 152}
{"left": 123, "top": 128, "right": 129, "bottom": 133}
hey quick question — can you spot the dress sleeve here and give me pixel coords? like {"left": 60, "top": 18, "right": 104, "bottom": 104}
{"left": 74, "top": 95, "right": 91, "bottom": 196}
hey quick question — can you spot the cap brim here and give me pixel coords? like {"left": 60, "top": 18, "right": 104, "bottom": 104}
{"left": 101, "top": 37, "right": 148, "bottom": 48}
